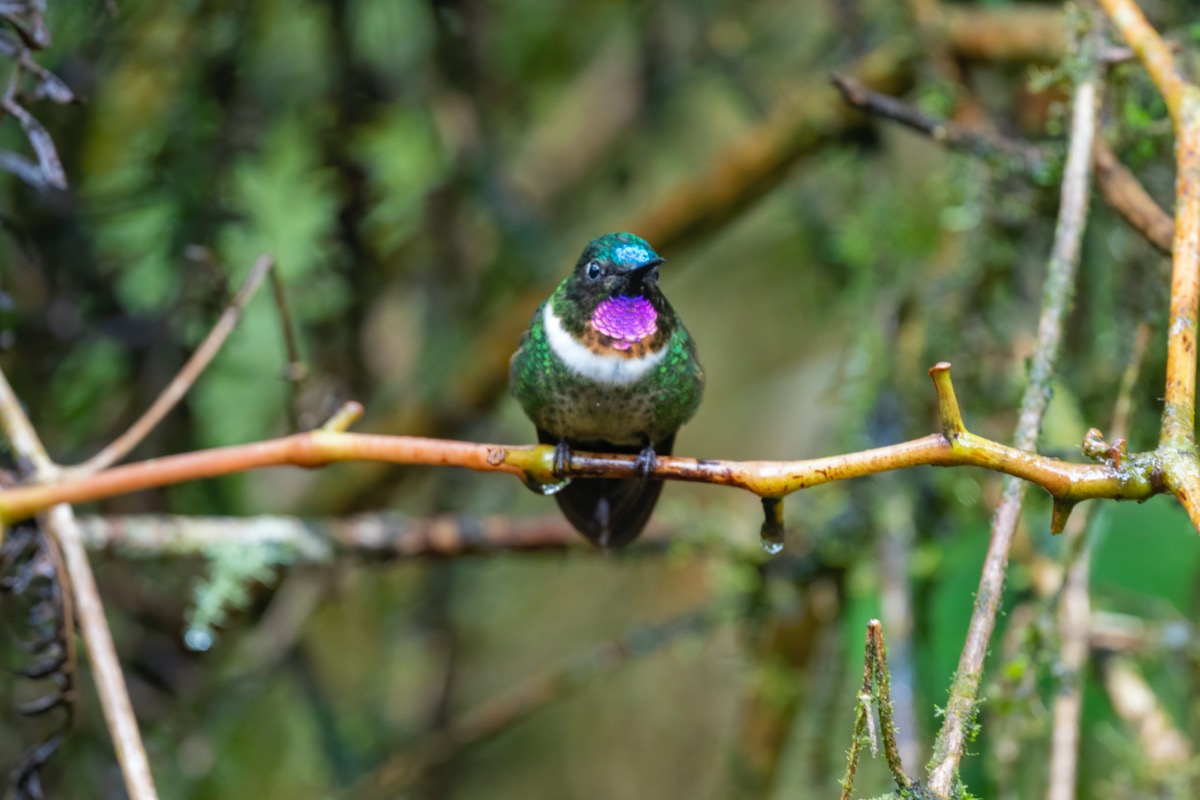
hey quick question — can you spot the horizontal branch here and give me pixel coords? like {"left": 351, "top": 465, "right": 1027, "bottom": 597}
{"left": 74, "top": 512, "right": 663, "bottom": 559}
{"left": 938, "top": 3, "right": 1066, "bottom": 63}
{"left": 0, "top": 364, "right": 1163, "bottom": 527}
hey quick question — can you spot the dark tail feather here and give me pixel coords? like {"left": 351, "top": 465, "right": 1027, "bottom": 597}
{"left": 539, "top": 431, "right": 674, "bottom": 548}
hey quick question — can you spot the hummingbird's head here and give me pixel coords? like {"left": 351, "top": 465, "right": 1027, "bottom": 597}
{"left": 569, "top": 232, "right": 664, "bottom": 302}
{"left": 555, "top": 232, "right": 668, "bottom": 349}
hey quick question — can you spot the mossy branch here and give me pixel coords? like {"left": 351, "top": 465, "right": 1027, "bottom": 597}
{"left": 841, "top": 620, "right": 912, "bottom": 800}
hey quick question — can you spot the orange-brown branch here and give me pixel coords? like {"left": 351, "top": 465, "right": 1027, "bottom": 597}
{"left": 1093, "top": 138, "right": 1174, "bottom": 255}
{"left": 1097, "top": 0, "right": 1190, "bottom": 122}
{"left": 1099, "top": 0, "right": 1200, "bottom": 520}
{"left": 940, "top": 4, "right": 1065, "bottom": 63}
{"left": 0, "top": 366, "right": 1162, "bottom": 527}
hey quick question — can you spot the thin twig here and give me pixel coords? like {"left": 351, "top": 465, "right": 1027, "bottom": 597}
{"left": 269, "top": 266, "right": 307, "bottom": 433}
{"left": 840, "top": 628, "right": 876, "bottom": 800}
{"left": 830, "top": 73, "right": 1043, "bottom": 172}
{"left": 68, "top": 255, "right": 275, "bottom": 477}
{"left": 841, "top": 620, "right": 910, "bottom": 799}
{"left": 927, "top": 35, "right": 1100, "bottom": 797}
{"left": 1097, "top": 0, "right": 1190, "bottom": 121}
{"left": 1047, "top": 321, "right": 1149, "bottom": 800}
{"left": 869, "top": 621, "right": 910, "bottom": 788}
{"left": 0, "top": 370, "right": 160, "bottom": 800}
{"left": 874, "top": 497, "right": 920, "bottom": 770}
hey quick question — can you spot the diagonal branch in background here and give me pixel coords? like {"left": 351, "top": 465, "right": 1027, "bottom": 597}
{"left": 0, "top": 371, "right": 160, "bottom": 800}
{"left": 831, "top": 73, "right": 1176, "bottom": 256}
{"left": 0, "top": 361, "right": 1166, "bottom": 531}
{"left": 830, "top": 73, "right": 1044, "bottom": 172}
{"left": 68, "top": 254, "right": 276, "bottom": 477}
{"left": 1092, "top": 138, "right": 1173, "bottom": 254}
{"left": 926, "top": 23, "right": 1101, "bottom": 796}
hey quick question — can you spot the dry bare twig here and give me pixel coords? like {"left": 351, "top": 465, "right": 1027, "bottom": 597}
{"left": 1047, "top": 321, "right": 1150, "bottom": 800}
{"left": 927, "top": 24, "right": 1101, "bottom": 795}
{"left": 0, "top": 371, "right": 160, "bottom": 800}
{"left": 269, "top": 265, "right": 308, "bottom": 433}
{"left": 67, "top": 255, "right": 276, "bottom": 477}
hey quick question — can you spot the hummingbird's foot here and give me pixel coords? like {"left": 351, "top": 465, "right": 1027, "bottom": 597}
{"left": 633, "top": 444, "right": 658, "bottom": 486}
{"left": 552, "top": 439, "right": 572, "bottom": 480}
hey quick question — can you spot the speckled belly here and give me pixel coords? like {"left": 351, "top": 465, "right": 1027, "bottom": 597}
{"left": 535, "top": 381, "right": 664, "bottom": 446}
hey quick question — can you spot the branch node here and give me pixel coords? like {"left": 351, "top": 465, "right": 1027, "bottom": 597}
{"left": 505, "top": 444, "right": 563, "bottom": 492}
{"left": 1082, "top": 427, "right": 1109, "bottom": 461}
{"left": 928, "top": 362, "right": 967, "bottom": 440}
{"left": 1051, "top": 498, "right": 1077, "bottom": 535}
{"left": 320, "top": 402, "right": 364, "bottom": 433}
{"left": 1082, "top": 427, "right": 1130, "bottom": 470}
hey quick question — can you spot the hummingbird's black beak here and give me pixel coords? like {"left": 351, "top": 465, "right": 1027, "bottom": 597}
{"left": 625, "top": 257, "right": 664, "bottom": 292}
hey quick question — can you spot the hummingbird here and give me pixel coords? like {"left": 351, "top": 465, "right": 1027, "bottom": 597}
{"left": 509, "top": 232, "right": 705, "bottom": 547}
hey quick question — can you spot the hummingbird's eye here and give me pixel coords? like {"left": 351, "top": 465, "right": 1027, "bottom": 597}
{"left": 586, "top": 260, "right": 602, "bottom": 281}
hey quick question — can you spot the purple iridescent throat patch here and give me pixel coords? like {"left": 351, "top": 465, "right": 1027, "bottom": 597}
{"left": 592, "top": 295, "right": 657, "bottom": 350}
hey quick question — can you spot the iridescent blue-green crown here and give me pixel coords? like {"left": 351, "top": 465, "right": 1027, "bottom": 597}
{"left": 578, "top": 232, "right": 659, "bottom": 270}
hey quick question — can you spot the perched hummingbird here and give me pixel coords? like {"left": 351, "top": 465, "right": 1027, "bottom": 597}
{"left": 509, "top": 232, "right": 705, "bottom": 547}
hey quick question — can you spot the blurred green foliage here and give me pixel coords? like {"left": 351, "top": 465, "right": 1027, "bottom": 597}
{"left": 0, "top": 0, "right": 1197, "bottom": 798}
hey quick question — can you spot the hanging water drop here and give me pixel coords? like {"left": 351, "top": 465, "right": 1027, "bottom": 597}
{"left": 760, "top": 533, "right": 785, "bottom": 555}
{"left": 759, "top": 497, "right": 785, "bottom": 556}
